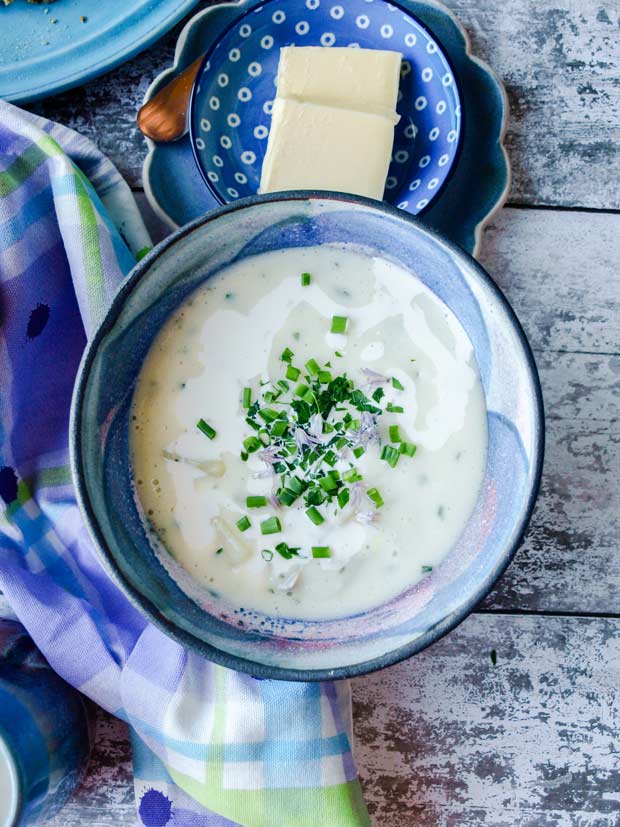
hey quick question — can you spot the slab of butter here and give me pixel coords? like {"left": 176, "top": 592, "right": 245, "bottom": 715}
{"left": 260, "top": 46, "right": 402, "bottom": 200}
{"left": 276, "top": 45, "right": 402, "bottom": 120}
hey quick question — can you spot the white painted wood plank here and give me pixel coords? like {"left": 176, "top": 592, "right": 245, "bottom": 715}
{"left": 26, "top": 0, "right": 620, "bottom": 209}
{"left": 353, "top": 613, "right": 620, "bottom": 826}
{"left": 46, "top": 614, "right": 620, "bottom": 826}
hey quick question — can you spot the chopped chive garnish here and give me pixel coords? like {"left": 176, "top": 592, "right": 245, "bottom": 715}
{"left": 337, "top": 488, "right": 350, "bottom": 509}
{"left": 335, "top": 437, "right": 348, "bottom": 449}
{"left": 422, "top": 565, "right": 433, "bottom": 573}
{"left": 323, "top": 450, "right": 338, "bottom": 466}
{"left": 312, "top": 546, "right": 331, "bottom": 559}
{"left": 372, "top": 387, "right": 385, "bottom": 404}
{"left": 295, "top": 383, "right": 309, "bottom": 397}
{"left": 392, "top": 377, "right": 405, "bottom": 391}
{"left": 258, "top": 408, "right": 279, "bottom": 422}
{"left": 243, "top": 435, "right": 260, "bottom": 453}
{"left": 318, "top": 370, "right": 332, "bottom": 384}
{"left": 215, "top": 547, "right": 223, "bottom": 555}
{"left": 331, "top": 315, "right": 348, "bottom": 334}
{"left": 399, "top": 442, "right": 417, "bottom": 457}
{"left": 275, "top": 542, "right": 301, "bottom": 560}
{"left": 353, "top": 446, "right": 365, "bottom": 459}
{"left": 334, "top": 351, "right": 343, "bottom": 357}
{"left": 240, "top": 451, "right": 249, "bottom": 462}
{"left": 260, "top": 516, "right": 282, "bottom": 535}
{"left": 342, "top": 468, "right": 362, "bottom": 483}
{"left": 380, "top": 445, "right": 400, "bottom": 468}
{"left": 286, "top": 365, "right": 301, "bottom": 381}
{"left": 261, "top": 549, "right": 274, "bottom": 561}
{"left": 318, "top": 475, "right": 338, "bottom": 492}
{"left": 247, "top": 496, "right": 268, "bottom": 508}
{"left": 236, "top": 515, "right": 251, "bottom": 532}
{"left": 242, "top": 387, "right": 252, "bottom": 408}
{"left": 367, "top": 487, "right": 384, "bottom": 508}
{"left": 389, "top": 424, "right": 402, "bottom": 443}
{"left": 245, "top": 417, "right": 260, "bottom": 432}
{"left": 197, "top": 418, "right": 216, "bottom": 440}
{"left": 281, "top": 347, "right": 294, "bottom": 363}
{"left": 305, "top": 358, "right": 320, "bottom": 376}
{"left": 306, "top": 506, "right": 324, "bottom": 525}
{"left": 271, "top": 420, "right": 288, "bottom": 437}
{"left": 386, "top": 403, "right": 404, "bottom": 414}
{"left": 301, "top": 272, "right": 311, "bottom": 286}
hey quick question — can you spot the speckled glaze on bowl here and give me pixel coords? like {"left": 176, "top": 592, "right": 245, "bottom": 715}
{"left": 71, "top": 193, "right": 544, "bottom": 681}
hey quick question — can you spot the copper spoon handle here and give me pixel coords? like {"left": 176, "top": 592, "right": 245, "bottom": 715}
{"left": 137, "top": 55, "right": 204, "bottom": 143}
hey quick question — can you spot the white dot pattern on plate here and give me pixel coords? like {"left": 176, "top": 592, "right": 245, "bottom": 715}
{"left": 190, "top": 0, "right": 461, "bottom": 213}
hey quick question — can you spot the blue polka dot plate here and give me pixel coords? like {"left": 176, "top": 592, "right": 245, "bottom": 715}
{"left": 188, "top": 0, "right": 461, "bottom": 213}
{"left": 142, "top": 0, "right": 510, "bottom": 255}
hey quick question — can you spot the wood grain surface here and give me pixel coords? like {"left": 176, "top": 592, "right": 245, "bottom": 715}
{"left": 17, "top": 0, "right": 620, "bottom": 824}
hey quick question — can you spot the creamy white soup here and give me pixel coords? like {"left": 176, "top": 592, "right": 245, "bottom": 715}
{"left": 131, "top": 244, "right": 487, "bottom": 619}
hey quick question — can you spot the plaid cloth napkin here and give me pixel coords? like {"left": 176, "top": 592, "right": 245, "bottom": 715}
{"left": 0, "top": 100, "right": 369, "bottom": 827}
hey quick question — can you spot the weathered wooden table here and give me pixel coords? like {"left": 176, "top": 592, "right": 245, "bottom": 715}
{"left": 28, "top": 1, "right": 620, "bottom": 823}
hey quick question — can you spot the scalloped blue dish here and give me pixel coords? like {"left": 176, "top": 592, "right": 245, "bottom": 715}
{"left": 143, "top": 0, "right": 509, "bottom": 256}
{"left": 71, "top": 193, "right": 544, "bottom": 681}
{"left": 189, "top": 0, "right": 462, "bottom": 214}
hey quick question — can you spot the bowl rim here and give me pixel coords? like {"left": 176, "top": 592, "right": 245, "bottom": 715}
{"left": 187, "top": 0, "right": 465, "bottom": 215}
{"left": 70, "top": 190, "right": 545, "bottom": 681}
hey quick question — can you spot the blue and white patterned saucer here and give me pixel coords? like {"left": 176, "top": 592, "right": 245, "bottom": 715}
{"left": 188, "top": 0, "right": 462, "bottom": 215}
{"left": 142, "top": 0, "right": 510, "bottom": 256}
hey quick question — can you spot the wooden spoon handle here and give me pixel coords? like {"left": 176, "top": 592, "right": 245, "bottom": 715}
{"left": 137, "top": 55, "right": 204, "bottom": 143}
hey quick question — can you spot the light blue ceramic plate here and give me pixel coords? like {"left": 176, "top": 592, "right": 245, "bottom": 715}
{"left": 143, "top": 0, "right": 510, "bottom": 256}
{"left": 0, "top": 0, "right": 201, "bottom": 104}
{"left": 189, "top": 0, "right": 462, "bottom": 213}
{"left": 71, "top": 193, "right": 544, "bottom": 681}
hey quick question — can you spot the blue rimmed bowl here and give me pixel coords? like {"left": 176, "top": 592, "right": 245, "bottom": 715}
{"left": 71, "top": 193, "right": 543, "bottom": 681}
{"left": 189, "top": 0, "right": 462, "bottom": 214}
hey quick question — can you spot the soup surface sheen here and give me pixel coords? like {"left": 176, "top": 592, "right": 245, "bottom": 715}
{"left": 131, "top": 244, "right": 487, "bottom": 619}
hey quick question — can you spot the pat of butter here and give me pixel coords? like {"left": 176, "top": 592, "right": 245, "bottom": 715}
{"left": 260, "top": 46, "right": 402, "bottom": 201}
{"left": 277, "top": 46, "right": 402, "bottom": 120}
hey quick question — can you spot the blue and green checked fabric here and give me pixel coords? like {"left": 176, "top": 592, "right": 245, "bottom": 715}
{"left": 0, "top": 100, "right": 369, "bottom": 827}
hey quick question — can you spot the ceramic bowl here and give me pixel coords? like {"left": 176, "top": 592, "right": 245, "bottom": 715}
{"left": 188, "top": 0, "right": 461, "bottom": 215}
{"left": 71, "top": 193, "right": 544, "bottom": 681}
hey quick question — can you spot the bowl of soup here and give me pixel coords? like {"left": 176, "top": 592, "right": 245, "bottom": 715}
{"left": 71, "top": 192, "right": 544, "bottom": 680}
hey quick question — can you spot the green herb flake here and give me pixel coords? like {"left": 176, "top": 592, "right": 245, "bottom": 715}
{"left": 286, "top": 365, "right": 301, "bottom": 381}
{"left": 197, "top": 418, "right": 216, "bottom": 440}
{"left": 367, "top": 487, "right": 384, "bottom": 508}
{"left": 306, "top": 506, "right": 325, "bottom": 525}
{"left": 281, "top": 347, "right": 294, "bottom": 363}
{"left": 242, "top": 387, "right": 252, "bottom": 409}
{"left": 421, "top": 565, "right": 433, "bottom": 573}
{"left": 331, "top": 316, "right": 348, "bottom": 334}
{"left": 236, "top": 515, "right": 251, "bottom": 532}
{"left": 312, "top": 546, "right": 331, "bottom": 559}
{"left": 392, "top": 377, "right": 405, "bottom": 391}
{"left": 260, "top": 516, "right": 282, "bottom": 535}
{"left": 380, "top": 445, "right": 400, "bottom": 468}
{"left": 246, "top": 496, "right": 268, "bottom": 508}
{"left": 399, "top": 442, "right": 417, "bottom": 457}
{"left": 301, "top": 272, "right": 311, "bottom": 286}
{"left": 389, "top": 424, "right": 402, "bottom": 443}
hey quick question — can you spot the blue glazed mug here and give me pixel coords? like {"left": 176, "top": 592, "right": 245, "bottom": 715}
{"left": 0, "top": 619, "right": 92, "bottom": 827}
